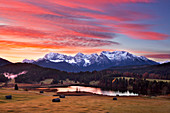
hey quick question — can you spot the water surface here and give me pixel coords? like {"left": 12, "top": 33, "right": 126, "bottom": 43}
{"left": 56, "top": 86, "right": 138, "bottom": 96}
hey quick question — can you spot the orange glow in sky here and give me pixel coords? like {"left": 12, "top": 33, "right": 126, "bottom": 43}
{"left": 0, "top": 0, "right": 169, "bottom": 62}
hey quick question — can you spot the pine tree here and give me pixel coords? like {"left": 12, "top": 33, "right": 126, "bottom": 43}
{"left": 15, "top": 84, "right": 18, "bottom": 90}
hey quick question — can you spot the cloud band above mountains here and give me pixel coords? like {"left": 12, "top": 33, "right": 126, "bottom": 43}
{"left": 0, "top": 0, "right": 169, "bottom": 62}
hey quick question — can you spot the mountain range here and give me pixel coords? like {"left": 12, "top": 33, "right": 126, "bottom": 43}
{"left": 22, "top": 51, "right": 159, "bottom": 72}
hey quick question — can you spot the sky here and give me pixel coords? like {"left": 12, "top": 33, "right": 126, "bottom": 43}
{"left": 0, "top": 0, "right": 170, "bottom": 62}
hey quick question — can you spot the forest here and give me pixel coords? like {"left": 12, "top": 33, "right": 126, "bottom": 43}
{"left": 0, "top": 63, "right": 170, "bottom": 95}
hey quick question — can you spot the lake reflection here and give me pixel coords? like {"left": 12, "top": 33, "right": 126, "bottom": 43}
{"left": 57, "top": 86, "right": 138, "bottom": 96}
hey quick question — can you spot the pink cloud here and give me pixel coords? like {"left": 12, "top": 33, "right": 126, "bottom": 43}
{"left": 117, "top": 23, "right": 152, "bottom": 30}
{"left": 0, "top": 25, "right": 47, "bottom": 37}
{"left": 145, "top": 54, "right": 170, "bottom": 59}
{"left": 123, "top": 31, "right": 169, "bottom": 40}
{"left": 0, "top": 0, "right": 164, "bottom": 42}
{"left": 0, "top": 0, "right": 169, "bottom": 63}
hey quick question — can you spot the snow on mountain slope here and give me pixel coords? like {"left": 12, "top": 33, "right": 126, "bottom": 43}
{"left": 23, "top": 51, "right": 158, "bottom": 68}
{"left": 23, "top": 59, "right": 35, "bottom": 63}
{"left": 101, "top": 51, "right": 132, "bottom": 60}
{"left": 159, "top": 60, "right": 170, "bottom": 64}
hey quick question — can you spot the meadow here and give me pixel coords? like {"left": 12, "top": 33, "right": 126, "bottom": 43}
{"left": 116, "top": 77, "right": 170, "bottom": 83}
{"left": 0, "top": 88, "right": 170, "bottom": 113}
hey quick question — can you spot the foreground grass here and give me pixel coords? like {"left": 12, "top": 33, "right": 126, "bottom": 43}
{"left": 0, "top": 88, "right": 170, "bottom": 113}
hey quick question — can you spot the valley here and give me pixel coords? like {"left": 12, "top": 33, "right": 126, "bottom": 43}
{"left": 0, "top": 0, "right": 169, "bottom": 112}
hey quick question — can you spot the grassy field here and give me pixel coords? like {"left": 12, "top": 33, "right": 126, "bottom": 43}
{"left": 116, "top": 77, "right": 170, "bottom": 82}
{"left": 0, "top": 88, "right": 170, "bottom": 113}
{"left": 40, "top": 79, "right": 54, "bottom": 84}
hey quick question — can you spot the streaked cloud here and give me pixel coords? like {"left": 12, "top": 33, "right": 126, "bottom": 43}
{"left": 145, "top": 54, "right": 170, "bottom": 59}
{"left": 0, "top": 0, "right": 169, "bottom": 62}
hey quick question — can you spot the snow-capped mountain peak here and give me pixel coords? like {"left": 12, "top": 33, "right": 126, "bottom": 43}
{"left": 22, "top": 51, "right": 159, "bottom": 70}
{"left": 75, "top": 52, "right": 84, "bottom": 57}
{"left": 159, "top": 60, "right": 170, "bottom": 64}
{"left": 23, "top": 59, "right": 35, "bottom": 63}
{"left": 44, "top": 52, "right": 65, "bottom": 60}
{"left": 101, "top": 51, "right": 112, "bottom": 54}
{"left": 101, "top": 51, "right": 135, "bottom": 61}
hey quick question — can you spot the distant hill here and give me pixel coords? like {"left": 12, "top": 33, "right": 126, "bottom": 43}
{"left": 0, "top": 57, "right": 12, "bottom": 66}
{"left": 0, "top": 62, "right": 169, "bottom": 84}
{"left": 0, "top": 63, "right": 68, "bottom": 83}
{"left": 106, "top": 62, "right": 170, "bottom": 77}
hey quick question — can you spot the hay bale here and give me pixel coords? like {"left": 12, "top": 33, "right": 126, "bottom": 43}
{"left": 24, "top": 88, "right": 28, "bottom": 91}
{"left": 59, "top": 95, "right": 65, "bottom": 98}
{"left": 52, "top": 98, "right": 60, "bottom": 102}
{"left": 40, "top": 91, "right": 44, "bottom": 93}
{"left": 113, "top": 97, "right": 117, "bottom": 100}
{"left": 6, "top": 95, "right": 12, "bottom": 99}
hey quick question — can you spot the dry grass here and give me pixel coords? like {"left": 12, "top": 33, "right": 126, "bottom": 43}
{"left": 89, "top": 81, "right": 100, "bottom": 85}
{"left": 60, "top": 79, "right": 80, "bottom": 84}
{"left": 40, "top": 79, "right": 53, "bottom": 84}
{"left": 145, "top": 79, "right": 170, "bottom": 82}
{"left": 0, "top": 88, "right": 170, "bottom": 113}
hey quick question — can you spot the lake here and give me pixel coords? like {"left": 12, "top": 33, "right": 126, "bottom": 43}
{"left": 56, "top": 86, "right": 138, "bottom": 96}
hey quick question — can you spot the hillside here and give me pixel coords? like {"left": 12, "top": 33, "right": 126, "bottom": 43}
{"left": 0, "top": 63, "right": 68, "bottom": 83}
{"left": 105, "top": 62, "right": 170, "bottom": 79}
{"left": 0, "top": 57, "right": 12, "bottom": 66}
{"left": 107, "top": 62, "right": 170, "bottom": 74}
{"left": 0, "top": 62, "right": 170, "bottom": 85}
